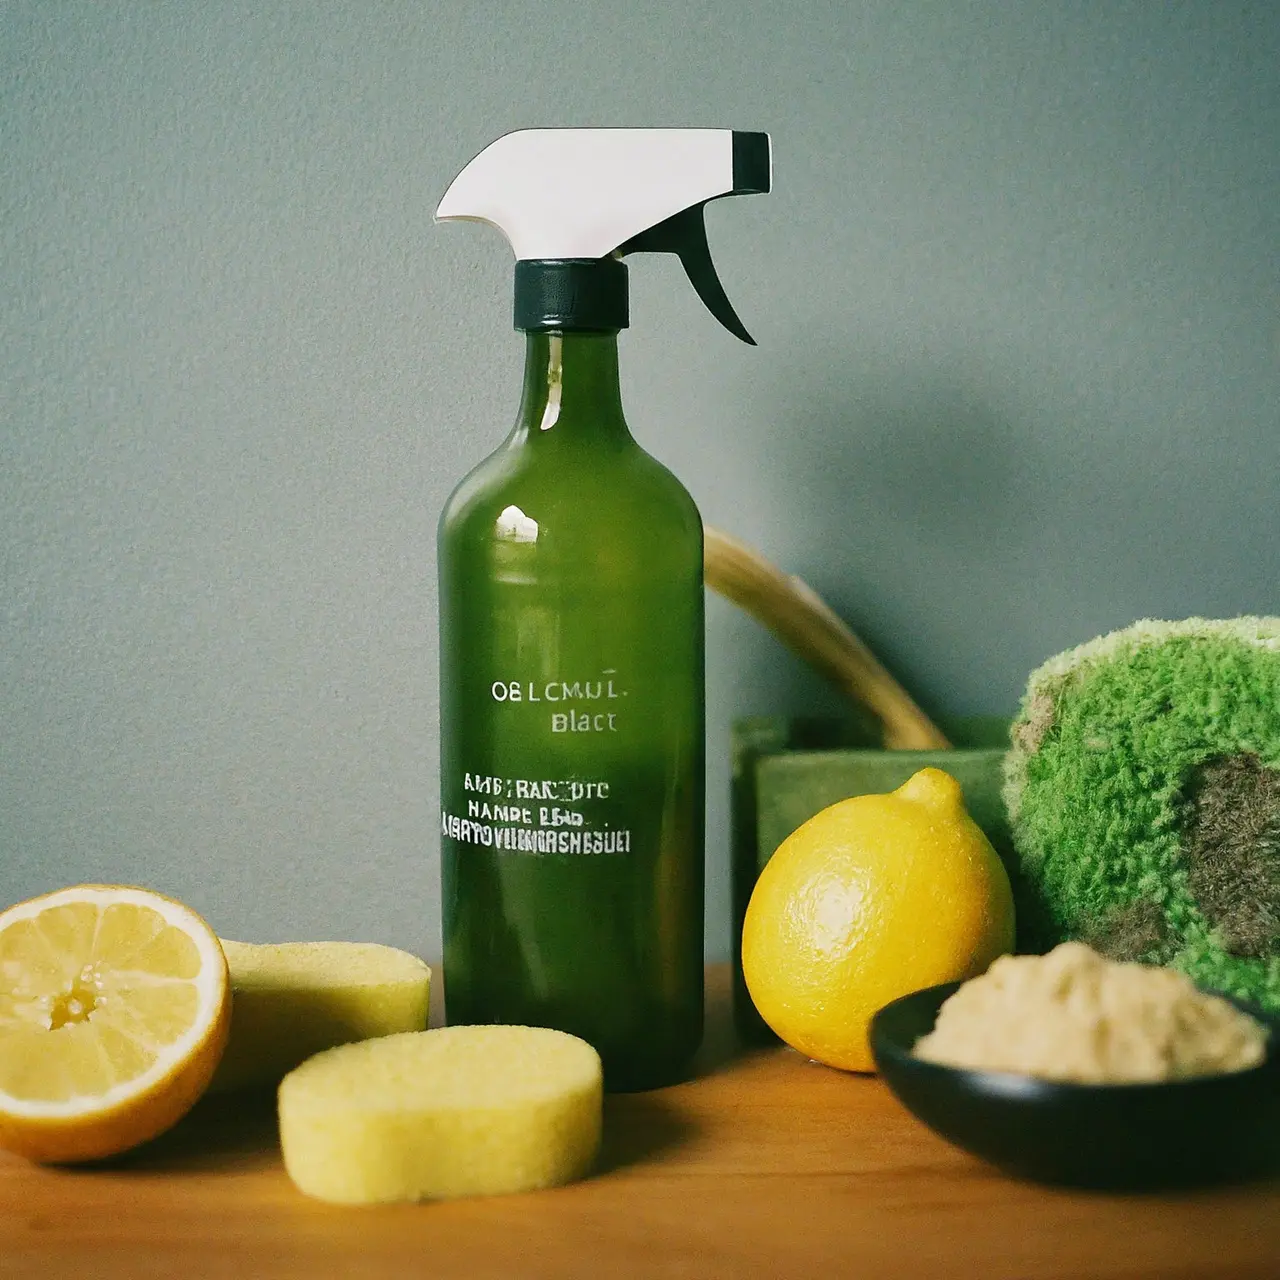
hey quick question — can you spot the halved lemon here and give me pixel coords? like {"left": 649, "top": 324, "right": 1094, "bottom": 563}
{"left": 0, "top": 884, "right": 230, "bottom": 1163}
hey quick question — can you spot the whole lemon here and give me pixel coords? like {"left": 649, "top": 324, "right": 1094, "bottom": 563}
{"left": 741, "top": 767, "right": 1015, "bottom": 1072}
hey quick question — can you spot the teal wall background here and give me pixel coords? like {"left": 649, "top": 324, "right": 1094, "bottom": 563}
{"left": 3, "top": 2, "right": 1277, "bottom": 959}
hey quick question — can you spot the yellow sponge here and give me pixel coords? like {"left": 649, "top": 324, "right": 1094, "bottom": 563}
{"left": 210, "top": 940, "right": 432, "bottom": 1093}
{"left": 277, "top": 1025, "right": 602, "bottom": 1204}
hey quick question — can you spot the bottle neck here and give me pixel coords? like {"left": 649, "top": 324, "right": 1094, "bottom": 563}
{"left": 513, "top": 331, "right": 631, "bottom": 444}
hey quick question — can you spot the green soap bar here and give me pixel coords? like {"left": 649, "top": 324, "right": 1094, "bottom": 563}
{"left": 755, "top": 746, "right": 1012, "bottom": 876}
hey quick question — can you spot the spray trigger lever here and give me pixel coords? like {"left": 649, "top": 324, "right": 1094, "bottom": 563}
{"left": 620, "top": 205, "right": 756, "bottom": 346}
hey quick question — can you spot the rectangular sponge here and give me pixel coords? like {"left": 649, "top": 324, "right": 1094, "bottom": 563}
{"left": 210, "top": 940, "right": 432, "bottom": 1093}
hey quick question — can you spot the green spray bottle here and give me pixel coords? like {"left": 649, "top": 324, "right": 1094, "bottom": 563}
{"left": 436, "top": 128, "right": 771, "bottom": 1089}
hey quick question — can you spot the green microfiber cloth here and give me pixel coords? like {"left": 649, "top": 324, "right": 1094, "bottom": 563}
{"left": 1004, "top": 618, "right": 1280, "bottom": 1012}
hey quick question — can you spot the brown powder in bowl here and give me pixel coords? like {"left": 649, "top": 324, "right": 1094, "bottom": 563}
{"left": 913, "top": 942, "right": 1268, "bottom": 1083}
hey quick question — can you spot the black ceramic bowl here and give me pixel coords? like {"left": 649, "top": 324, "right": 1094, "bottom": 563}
{"left": 870, "top": 981, "right": 1280, "bottom": 1189}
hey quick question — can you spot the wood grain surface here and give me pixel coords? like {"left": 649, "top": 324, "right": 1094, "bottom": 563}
{"left": 2, "top": 967, "right": 1278, "bottom": 1280}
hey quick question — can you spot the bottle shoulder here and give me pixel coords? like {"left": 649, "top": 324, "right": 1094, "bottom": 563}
{"left": 440, "top": 435, "right": 701, "bottom": 552}
{"left": 439, "top": 442, "right": 520, "bottom": 533}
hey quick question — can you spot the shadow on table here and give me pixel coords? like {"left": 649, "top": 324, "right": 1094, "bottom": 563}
{"left": 73, "top": 1086, "right": 696, "bottom": 1184}
{"left": 86, "top": 1090, "right": 280, "bottom": 1175}
{"left": 597, "top": 1093, "right": 695, "bottom": 1175}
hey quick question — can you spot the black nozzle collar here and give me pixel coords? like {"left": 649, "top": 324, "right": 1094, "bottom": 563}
{"left": 514, "top": 258, "right": 628, "bottom": 334}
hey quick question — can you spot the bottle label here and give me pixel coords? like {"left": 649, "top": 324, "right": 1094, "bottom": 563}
{"left": 485, "top": 670, "right": 623, "bottom": 734}
{"left": 441, "top": 772, "right": 631, "bottom": 855}
{"left": 441, "top": 667, "right": 638, "bottom": 856}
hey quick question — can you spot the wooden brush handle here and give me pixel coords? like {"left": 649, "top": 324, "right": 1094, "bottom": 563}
{"left": 703, "top": 526, "right": 950, "bottom": 750}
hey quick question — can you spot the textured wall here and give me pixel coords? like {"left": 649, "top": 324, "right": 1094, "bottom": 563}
{"left": 3, "top": 2, "right": 1277, "bottom": 958}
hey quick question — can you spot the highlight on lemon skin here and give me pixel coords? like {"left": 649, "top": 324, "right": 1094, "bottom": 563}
{"left": 741, "top": 767, "right": 1015, "bottom": 1073}
{"left": 0, "top": 884, "right": 231, "bottom": 1164}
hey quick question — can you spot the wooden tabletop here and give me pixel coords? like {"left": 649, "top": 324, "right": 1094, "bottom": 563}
{"left": 3, "top": 967, "right": 1278, "bottom": 1280}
